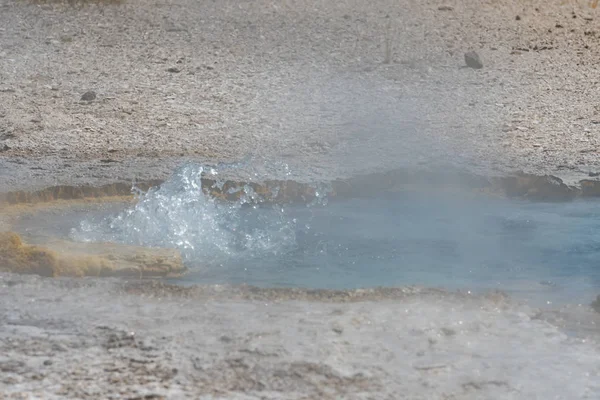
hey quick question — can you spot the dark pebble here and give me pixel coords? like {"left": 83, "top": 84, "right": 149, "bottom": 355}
{"left": 80, "top": 91, "right": 96, "bottom": 101}
{"left": 464, "top": 51, "right": 484, "bottom": 69}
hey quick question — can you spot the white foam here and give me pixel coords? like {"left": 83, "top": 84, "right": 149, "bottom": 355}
{"left": 72, "top": 162, "right": 300, "bottom": 265}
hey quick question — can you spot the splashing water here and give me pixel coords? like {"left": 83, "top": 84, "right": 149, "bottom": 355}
{"left": 68, "top": 162, "right": 600, "bottom": 307}
{"left": 72, "top": 163, "right": 306, "bottom": 265}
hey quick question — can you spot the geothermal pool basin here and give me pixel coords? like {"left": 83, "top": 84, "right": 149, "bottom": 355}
{"left": 4, "top": 164, "right": 600, "bottom": 399}
{"left": 11, "top": 164, "right": 600, "bottom": 308}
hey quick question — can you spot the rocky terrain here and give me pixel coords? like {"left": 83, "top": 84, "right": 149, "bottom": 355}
{"left": 1, "top": 0, "right": 600, "bottom": 190}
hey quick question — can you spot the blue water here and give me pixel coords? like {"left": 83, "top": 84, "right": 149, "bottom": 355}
{"left": 155, "top": 191, "right": 599, "bottom": 304}
{"left": 60, "top": 164, "right": 600, "bottom": 305}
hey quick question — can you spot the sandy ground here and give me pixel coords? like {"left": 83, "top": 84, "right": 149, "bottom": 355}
{"left": 0, "top": 272, "right": 599, "bottom": 400}
{"left": 1, "top": 0, "right": 600, "bottom": 190}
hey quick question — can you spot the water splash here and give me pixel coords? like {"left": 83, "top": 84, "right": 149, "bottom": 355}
{"left": 71, "top": 162, "right": 311, "bottom": 265}
{"left": 51, "top": 166, "right": 600, "bottom": 303}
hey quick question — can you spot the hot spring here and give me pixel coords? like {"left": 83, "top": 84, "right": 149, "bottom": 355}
{"left": 15, "top": 162, "right": 600, "bottom": 308}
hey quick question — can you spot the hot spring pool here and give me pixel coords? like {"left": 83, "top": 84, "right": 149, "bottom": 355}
{"left": 17, "top": 164, "right": 600, "bottom": 307}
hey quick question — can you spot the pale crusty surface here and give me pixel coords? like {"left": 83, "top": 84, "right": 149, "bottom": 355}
{"left": 1, "top": 273, "right": 599, "bottom": 399}
{"left": 1, "top": 0, "right": 600, "bottom": 191}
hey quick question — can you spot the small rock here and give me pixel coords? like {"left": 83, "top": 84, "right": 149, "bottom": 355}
{"left": 592, "top": 295, "right": 600, "bottom": 313}
{"left": 167, "top": 67, "right": 181, "bottom": 73}
{"left": 515, "top": 15, "right": 521, "bottom": 20}
{"left": 219, "top": 335, "right": 233, "bottom": 343}
{"left": 438, "top": 5, "right": 453, "bottom": 11}
{"left": 332, "top": 325, "right": 343, "bottom": 335}
{"left": 464, "top": 51, "right": 483, "bottom": 69}
{"left": 440, "top": 327, "right": 456, "bottom": 336}
{"left": 80, "top": 91, "right": 96, "bottom": 101}
{"left": 43, "top": 360, "right": 53, "bottom": 366}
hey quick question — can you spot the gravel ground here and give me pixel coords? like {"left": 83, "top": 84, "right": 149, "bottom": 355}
{"left": 1, "top": 0, "right": 600, "bottom": 190}
{"left": 2, "top": 2, "right": 600, "bottom": 399}
{"left": 1, "top": 273, "right": 599, "bottom": 400}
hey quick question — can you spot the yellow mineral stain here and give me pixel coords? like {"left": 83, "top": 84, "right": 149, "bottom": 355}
{"left": 0, "top": 232, "right": 185, "bottom": 278}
